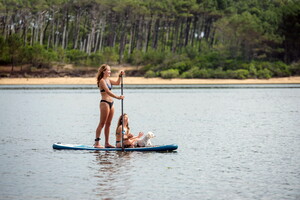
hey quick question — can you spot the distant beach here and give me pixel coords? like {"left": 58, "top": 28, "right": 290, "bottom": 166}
{"left": 1, "top": 76, "right": 300, "bottom": 85}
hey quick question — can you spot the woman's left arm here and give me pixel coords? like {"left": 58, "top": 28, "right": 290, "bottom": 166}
{"left": 110, "top": 70, "right": 125, "bottom": 85}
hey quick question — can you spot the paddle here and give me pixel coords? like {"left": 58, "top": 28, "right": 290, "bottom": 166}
{"left": 121, "top": 74, "right": 124, "bottom": 151}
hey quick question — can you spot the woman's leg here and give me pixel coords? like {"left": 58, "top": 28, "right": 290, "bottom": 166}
{"left": 95, "top": 102, "right": 109, "bottom": 148}
{"left": 104, "top": 106, "right": 115, "bottom": 147}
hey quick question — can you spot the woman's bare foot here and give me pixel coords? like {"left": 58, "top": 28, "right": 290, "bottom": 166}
{"left": 105, "top": 143, "right": 115, "bottom": 148}
{"left": 94, "top": 145, "right": 104, "bottom": 148}
{"left": 94, "top": 141, "right": 104, "bottom": 148}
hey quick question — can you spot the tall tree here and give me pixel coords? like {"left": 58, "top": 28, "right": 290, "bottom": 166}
{"left": 279, "top": 2, "right": 300, "bottom": 63}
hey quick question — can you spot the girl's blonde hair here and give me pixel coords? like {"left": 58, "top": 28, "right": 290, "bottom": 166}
{"left": 116, "top": 114, "right": 130, "bottom": 134}
{"left": 96, "top": 64, "right": 108, "bottom": 87}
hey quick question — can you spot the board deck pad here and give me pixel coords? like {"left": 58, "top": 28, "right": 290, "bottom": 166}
{"left": 53, "top": 143, "right": 178, "bottom": 152}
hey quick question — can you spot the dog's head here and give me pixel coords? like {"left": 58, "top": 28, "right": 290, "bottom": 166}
{"left": 146, "top": 131, "right": 155, "bottom": 138}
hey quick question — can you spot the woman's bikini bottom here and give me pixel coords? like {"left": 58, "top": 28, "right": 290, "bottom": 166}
{"left": 100, "top": 100, "right": 114, "bottom": 109}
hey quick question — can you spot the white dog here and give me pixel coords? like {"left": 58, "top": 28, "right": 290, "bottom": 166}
{"left": 137, "top": 131, "right": 155, "bottom": 147}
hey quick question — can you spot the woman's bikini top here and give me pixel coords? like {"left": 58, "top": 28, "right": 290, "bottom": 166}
{"left": 100, "top": 80, "right": 112, "bottom": 92}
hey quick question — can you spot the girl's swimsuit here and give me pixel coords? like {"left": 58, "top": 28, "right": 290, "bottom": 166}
{"left": 116, "top": 141, "right": 121, "bottom": 146}
{"left": 116, "top": 130, "right": 129, "bottom": 147}
{"left": 100, "top": 80, "right": 114, "bottom": 108}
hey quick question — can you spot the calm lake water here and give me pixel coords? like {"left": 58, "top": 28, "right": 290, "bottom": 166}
{"left": 0, "top": 84, "right": 300, "bottom": 200}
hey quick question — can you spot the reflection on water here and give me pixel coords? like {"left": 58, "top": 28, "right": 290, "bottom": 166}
{"left": 91, "top": 151, "right": 178, "bottom": 199}
{"left": 92, "top": 152, "right": 133, "bottom": 199}
{"left": 0, "top": 85, "right": 300, "bottom": 200}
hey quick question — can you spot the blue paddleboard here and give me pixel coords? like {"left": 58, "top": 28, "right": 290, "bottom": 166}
{"left": 52, "top": 142, "right": 178, "bottom": 152}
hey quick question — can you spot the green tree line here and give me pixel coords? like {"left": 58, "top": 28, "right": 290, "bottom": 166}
{"left": 0, "top": 0, "right": 299, "bottom": 78}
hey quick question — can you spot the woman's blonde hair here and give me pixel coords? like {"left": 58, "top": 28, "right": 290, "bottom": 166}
{"left": 116, "top": 113, "right": 130, "bottom": 134}
{"left": 96, "top": 64, "right": 108, "bottom": 87}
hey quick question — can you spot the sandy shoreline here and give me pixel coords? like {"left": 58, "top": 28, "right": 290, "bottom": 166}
{"left": 1, "top": 76, "right": 300, "bottom": 85}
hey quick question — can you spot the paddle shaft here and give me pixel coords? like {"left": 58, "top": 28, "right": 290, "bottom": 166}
{"left": 121, "top": 75, "right": 124, "bottom": 151}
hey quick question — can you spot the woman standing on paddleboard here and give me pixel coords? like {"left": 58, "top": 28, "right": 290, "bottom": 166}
{"left": 95, "top": 64, "right": 125, "bottom": 148}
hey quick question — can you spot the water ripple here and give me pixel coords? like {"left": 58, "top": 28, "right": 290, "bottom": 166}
{"left": 1, "top": 86, "right": 300, "bottom": 199}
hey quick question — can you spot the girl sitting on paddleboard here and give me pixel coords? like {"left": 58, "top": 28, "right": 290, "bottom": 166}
{"left": 95, "top": 64, "right": 125, "bottom": 148}
{"left": 115, "top": 114, "right": 144, "bottom": 148}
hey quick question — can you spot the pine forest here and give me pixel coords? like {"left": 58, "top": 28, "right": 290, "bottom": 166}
{"left": 0, "top": 0, "right": 300, "bottom": 79}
